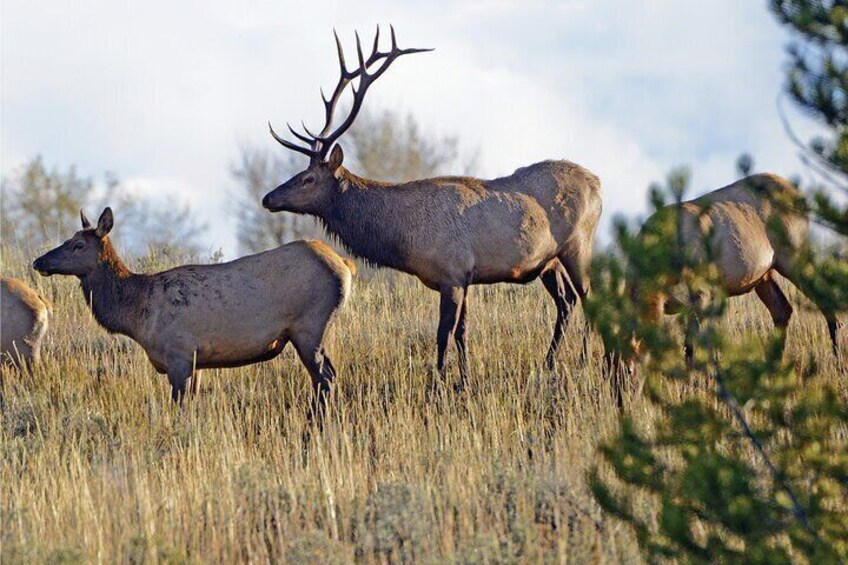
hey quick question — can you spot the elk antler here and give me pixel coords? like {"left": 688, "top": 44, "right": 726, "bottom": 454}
{"left": 269, "top": 25, "right": 432, "bottom": 163}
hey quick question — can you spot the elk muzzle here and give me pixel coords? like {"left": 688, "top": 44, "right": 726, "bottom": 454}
{"left": 32, "top": 255, "right": 53, "bottom": 277}
{"left": 262, "top": 188, "right": 286, "bottom": 212}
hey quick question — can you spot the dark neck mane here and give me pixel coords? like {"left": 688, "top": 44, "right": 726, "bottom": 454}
{"left": 79, "top": 238, "right": 147, "bottom": 338}
{"left": 317, "top": 169, "right": 409, "bottom": 271}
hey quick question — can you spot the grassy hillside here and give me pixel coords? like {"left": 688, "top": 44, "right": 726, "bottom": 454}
{"left": 1, "top": 243, "right": 843, "bottom": 564}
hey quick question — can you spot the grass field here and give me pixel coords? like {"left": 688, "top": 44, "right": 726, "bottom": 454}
{"left": 1, "top": 243, "right": 844, "bottom": 564}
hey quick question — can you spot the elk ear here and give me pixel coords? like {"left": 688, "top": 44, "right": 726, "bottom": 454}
{"left": 95, "top": 207, "right": 114, "bottom": 238}
{"left": 328, "top": 144, "right": 344, "bottom": 172}
{"left": 80, "top": 209, "right": 92, "bottom": 229}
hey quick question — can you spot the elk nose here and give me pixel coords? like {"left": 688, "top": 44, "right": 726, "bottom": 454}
{"left": 261, "top": 193, "right": 272, "bottom": 209}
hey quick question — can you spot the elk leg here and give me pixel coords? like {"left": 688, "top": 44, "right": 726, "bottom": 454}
{"left": 775, "top": 263, "right": 841, "bottom": 360}
{"left": 436, "top": 286, "right": 466, "bottom": 383}
{"left": 560, "top": 251, "right": 593, "bottom": 362}
{"left": 684, "top": 313, "right": 701, "bottom": 368}
{"left": 166, "top": 358, "right": 193, "bottom": 405}
{"left": 454, "top": 290, "right": 470, "bottom": 390}
{"left": 565, "top": 250, "right": 624, "bottom": 406}
{"left": 541, "top": 262, "right": 578, "bottom": 370}
{"left": 754, "top": 275, "right": 792, "bottom": 353}
{"left": 293, "top": 336, "right": 335, "bottom": 424}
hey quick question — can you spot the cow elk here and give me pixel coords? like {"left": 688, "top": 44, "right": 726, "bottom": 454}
{"left": 1, "top": 277, "right": 51, "bottom": 369}
{"left": 632, "top": 173, "right": 842, "bottom": 366}
{"left": 33, "top": 208, "right": 355, "bottom": 417}
{"left": 262, "top": 27, "right": 603, "bottom": 389}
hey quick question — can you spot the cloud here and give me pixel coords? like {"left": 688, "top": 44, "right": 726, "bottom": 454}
{"left": 1, "top": 0, "right": 826, "bottom": 256}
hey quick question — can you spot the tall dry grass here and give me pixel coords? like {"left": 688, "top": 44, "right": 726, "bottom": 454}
{"left": 1, "top": 243, "right": 844, "bottom": 564}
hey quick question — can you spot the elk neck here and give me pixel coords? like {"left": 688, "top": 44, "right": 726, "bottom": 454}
{"left": 316, "top": 169, "right": 410, "bottom": 271}
{"left": 79, "top": 238, "right": 147, "bottom": 338}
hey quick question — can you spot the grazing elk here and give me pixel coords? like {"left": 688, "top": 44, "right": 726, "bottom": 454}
{"left": 632, "top": 173, "right": 842, "bottom": 366}
{"left": 262, "top": 27, "right": 602, "bottom": 388}
{"left": 1, "top": 277, "right": 51, "bottom": 369}
{"left": 33, "top": 208, "right": 355, "bottom": 415}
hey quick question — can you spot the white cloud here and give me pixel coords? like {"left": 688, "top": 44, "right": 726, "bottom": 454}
{"left": 1, "top": 0, "right": 826, "bottom": 256}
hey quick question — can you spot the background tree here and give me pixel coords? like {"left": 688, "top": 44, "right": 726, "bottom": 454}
{"left": 232, "top": 108, "right": 476, "bottom": 254}
{"left": 1, "top": 156, "right": 91, "bottom": 248}
{"left": 770, "top": 0, "right": 848, "bottom": 344}
{"left": 347, "top": 108, "right": 476, "bottom": 181}
{"left": 231, "top": 147, "right": 319, "bottom": 255}
{"left": 587, "top": 167, "right": 847, "bottom": 563}
{"left": 771, "top": 0, "right": 848, "bottom": 234}
{"left": 1, "top": 155, "right": 206, "bottom": 256}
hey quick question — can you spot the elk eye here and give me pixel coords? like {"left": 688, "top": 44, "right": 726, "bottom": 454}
{"left": 72, "top": 241, "right": 85, "bottom": 251}
{"left": 303, "top": 176, "right": 315, "bottom": 185}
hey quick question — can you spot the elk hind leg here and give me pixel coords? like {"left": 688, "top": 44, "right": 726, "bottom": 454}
{"left": 293, "top": 333, "right": 336, "bottom": 424}
{"left": 754, "top": 274, "right": 793, "bottom": 354}
{"left": 560, "top": 250, "right": 593, "bottom": 362}
{"left": 775, "top": 258, "right": 842, "bottom": 361}
{"left": 541, "top": 261, "right": 578, "bottom": 370}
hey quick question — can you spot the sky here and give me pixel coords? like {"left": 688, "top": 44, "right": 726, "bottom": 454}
{"left": 1, "top": 0, "right": 824, "bottom": 258}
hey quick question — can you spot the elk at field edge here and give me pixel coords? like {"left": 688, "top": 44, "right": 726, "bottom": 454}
{"left": 1, "top": 277, "right": 51, "bottom": 369}
{"left": 33, "top": 208, "right": 355, "bottom": 417}
{"left": 631, "top": 173, "right": 843, "bottom": 366}
{"left": 262, "top": 26, "right": 603, "bottom": 389}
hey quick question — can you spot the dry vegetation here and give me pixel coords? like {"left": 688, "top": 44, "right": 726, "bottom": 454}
{"left": 1, "top": 243, "right": 844, "bottom": 564}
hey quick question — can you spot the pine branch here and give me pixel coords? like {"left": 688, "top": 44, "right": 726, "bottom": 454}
{"left": 708, "top": 352, "right": 820, "bottom": 542}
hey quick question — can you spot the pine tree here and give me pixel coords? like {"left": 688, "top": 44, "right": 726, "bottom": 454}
{"left": 587, "top": 5, "right": 848, "bottom": 556}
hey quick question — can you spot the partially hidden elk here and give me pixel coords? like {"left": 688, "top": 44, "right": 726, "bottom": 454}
{"left": 33, "top": 208, "right": 355, "bottom": 417}
{"left": 261, "top": 27, "right": 602, "bottom": 389}
{"left": 1, "top": 277, "right": 51, "bottom": 369}
{"left": 632, "top": 173, "right": 842, "bottom": 366}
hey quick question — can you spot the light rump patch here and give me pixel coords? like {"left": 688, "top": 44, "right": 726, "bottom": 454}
{"left": 1, "top": 277, "right": 51, "bottom": 369}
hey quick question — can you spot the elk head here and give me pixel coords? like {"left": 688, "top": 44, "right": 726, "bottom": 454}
{"left": 262, "top": 26, "right": 431, "bottom": 214}
{"left": 33, "top": 208, "right": 114, "bottom": 277}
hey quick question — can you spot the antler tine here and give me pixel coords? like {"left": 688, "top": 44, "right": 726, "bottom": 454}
{"left": 269, "top": 122, "right": 317, "bottom": 159}
{"left": 333, "top": 29, "right": 350, "bottom": 78}
{"left": 286, "top": 122, "right": 315, "bottom": 145}
{"left": 388, "top": 25, "right": 434, "bottom": 57}
{"left": 371, "top": 25, "right": 381, "bottom": 60}
{"left": 355, "top": 31, "right": 367, "bottom": 75}
{"left": 301, "top": 120, "right": 322, "bottom": 141}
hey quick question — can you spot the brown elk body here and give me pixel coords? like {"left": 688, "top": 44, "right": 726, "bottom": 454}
{"left": 33, "top": 208, "right": 354, "bottom": 411}
{"left": 636, "top": 173, "right": 842, "bottom": 362}
{"left": 261, "top": 28, "right": 602, "bottom": 386}
{"left": 1, "top": 277, "right": 51, "bottom": 368}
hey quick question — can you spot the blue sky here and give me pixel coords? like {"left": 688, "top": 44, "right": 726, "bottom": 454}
{"left": 1, "top": 0, "right": 823, "bottom": 257}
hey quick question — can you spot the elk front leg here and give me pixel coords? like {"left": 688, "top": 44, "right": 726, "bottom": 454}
{"left": 166, "top": 358, "right": 193, "bottom": 405}
{"left": 436, "top": 285, "right": 466, "bottom": 385}
{"left": 293, "top": 335, "right": 336, "bottom": 425}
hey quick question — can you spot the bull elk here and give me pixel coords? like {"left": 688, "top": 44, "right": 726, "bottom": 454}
{"left": 262, "top": 27, "right": 602, "bottom": 388}
{"left": 32, "top": 208, "right": 355, "bottom": 415}
{"left": 1, "top": 277, "right": 51, "bottom": 369}
{"left": 632, "top": 173, "right": 842, "bottom": 366}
